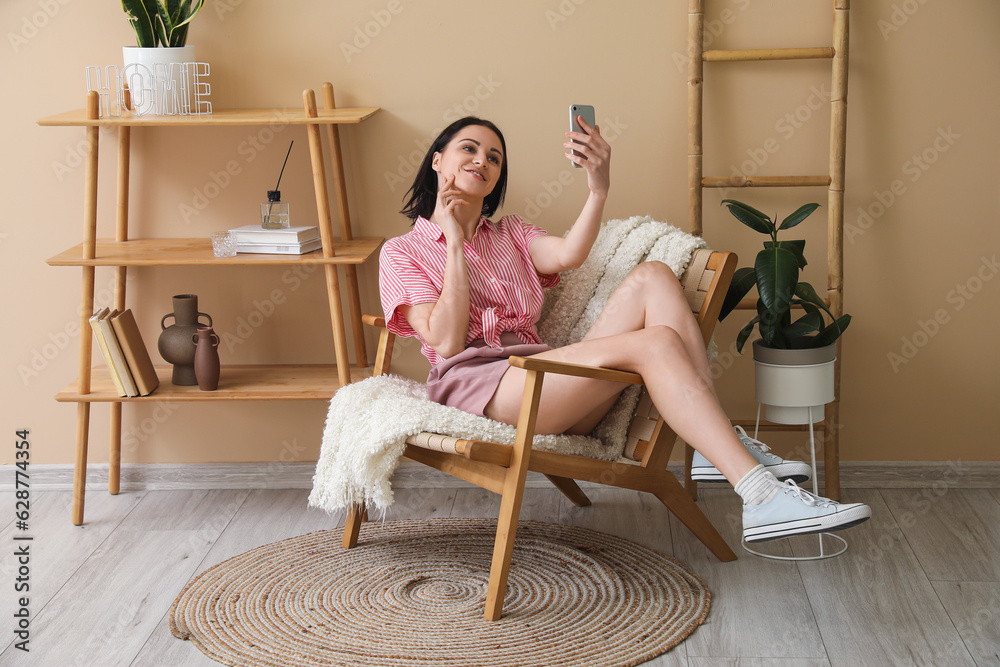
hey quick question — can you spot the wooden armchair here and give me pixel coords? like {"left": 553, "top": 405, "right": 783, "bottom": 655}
{"left": 344, "top": 248, "right": 739, "bottom": 621}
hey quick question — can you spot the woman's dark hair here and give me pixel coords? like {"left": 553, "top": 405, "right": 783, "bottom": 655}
{"left": 400, "top": 117, "right": 508, "bottom": 221}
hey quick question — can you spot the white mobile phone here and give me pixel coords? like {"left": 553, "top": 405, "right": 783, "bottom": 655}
{"left": 569, "top": 104, "right": 596, "bottom": 168}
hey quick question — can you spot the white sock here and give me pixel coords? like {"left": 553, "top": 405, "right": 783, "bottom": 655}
{"left": 734, "top": 464, "right": 783, "bottom": 506}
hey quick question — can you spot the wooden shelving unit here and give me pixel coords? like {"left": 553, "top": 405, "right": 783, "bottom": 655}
{"left": 40, "top": 83, "right": 383, "bottom": 524}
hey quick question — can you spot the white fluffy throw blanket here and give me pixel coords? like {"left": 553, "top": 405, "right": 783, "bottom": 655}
{"left": 308, "top": 216, "right": 706, "bottom": 515}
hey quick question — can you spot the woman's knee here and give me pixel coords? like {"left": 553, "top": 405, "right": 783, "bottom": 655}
{"left": 640, "top": 325, "right": 687, "bottom": 358}
{"left": 626, "top": 261, "right": 682, "bottom": 294}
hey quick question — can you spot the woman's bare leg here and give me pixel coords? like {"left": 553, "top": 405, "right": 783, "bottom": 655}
{"left": 584, "top": 261, "right": 717, "bottom": 395}
{"left": 484, "top": 262, "right": 758, "bottom": 484}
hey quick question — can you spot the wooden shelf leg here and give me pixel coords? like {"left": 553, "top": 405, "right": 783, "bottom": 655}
{"left": 74, "top": 264, "right": 97, "bottom": 523}
{"left": 304, "top": 88, "right": 353, "bottom": 386}
{"left": 324, "top": 265, "right": 351, "bottom": 387}
{"left": 73, "top": 91, "right": 100, "bottom": 525}
{"left": 109, "top": 404, "right": 122, "bottom": 495}
{"left": 322, "top": 83, "right": 368, "bottom": 368}
{"left": 109, "top": 96, "right": 131, "bottom": 497}
{"left": 72, "top": 403, "right": 91, "bottom": 526}
{"left": 74, "top": 262, "right": 97, "bottom": 524}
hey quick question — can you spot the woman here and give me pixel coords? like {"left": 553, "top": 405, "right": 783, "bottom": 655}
{"left": 379, "top": 116, "right": 870, "bottom": 543}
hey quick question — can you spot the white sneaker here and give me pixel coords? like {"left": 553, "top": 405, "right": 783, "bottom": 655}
{"left": 743, "top": 481, "right": 871, "bottom": 542}
{"left": 690, "top": 426, "right": 812, "bottom": 483}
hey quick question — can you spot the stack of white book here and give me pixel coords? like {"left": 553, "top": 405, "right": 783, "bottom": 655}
{"left": 230, "top": 225, "right": 322, "bottom": 255}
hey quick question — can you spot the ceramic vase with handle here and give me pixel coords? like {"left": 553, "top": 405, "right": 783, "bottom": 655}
{"left": 158, "top": 294, "right": 212, "bottom": 385}
{"left": 193, "top": 326, "right": 221, "bottom": 391}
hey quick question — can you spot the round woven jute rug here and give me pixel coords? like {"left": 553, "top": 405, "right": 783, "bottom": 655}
{"left": 170, "top": 518, "right": 710, "bottom": 667}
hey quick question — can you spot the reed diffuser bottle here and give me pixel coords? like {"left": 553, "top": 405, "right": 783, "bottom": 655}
{"left": 260, "top": 141, "right": 294, "bottom": 229}
{"left": 260, "top": 190, "right": 289, "bottom": 229}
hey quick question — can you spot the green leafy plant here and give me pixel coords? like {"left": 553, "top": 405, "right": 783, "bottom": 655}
{"left": 122, "top": 0, "right": 205, "bottom": 48}
{"left": 718, "top": 199, "right": 851, "bottom": 352}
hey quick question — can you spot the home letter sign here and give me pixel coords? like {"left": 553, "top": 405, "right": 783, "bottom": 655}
{"left": 85, "top": 63, "right": 212, "bottom": 117}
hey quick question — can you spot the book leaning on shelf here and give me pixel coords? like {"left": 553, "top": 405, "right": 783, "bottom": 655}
{"left": 90, "top": 308, "right": 135, "bottom": 396}
{"left": 110, "top": 309, "right": 159, "bottom": 396}
{"left": 89, "top": 308, "right": 159, "bottom": 397}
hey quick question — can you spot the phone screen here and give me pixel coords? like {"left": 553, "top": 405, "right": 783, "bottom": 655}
{"left": 569, "top": 104, "right": 596, "bottom": 167}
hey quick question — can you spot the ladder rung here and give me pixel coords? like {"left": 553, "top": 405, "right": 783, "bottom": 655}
{"left": 703, "top": 47, "right": 835, "bottom": 62}
{"left": 735, "top": 297, "right": 832, "bottom": 310}
{"left": 703, "top": 175, "right": 831, "bottom": 188}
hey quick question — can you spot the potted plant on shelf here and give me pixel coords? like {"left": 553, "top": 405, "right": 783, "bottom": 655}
{"left": 717, "top": 199, "right": 852, "bottom": 424}
{"left": 121, "top": 0, "right": 206, "bottom": 113}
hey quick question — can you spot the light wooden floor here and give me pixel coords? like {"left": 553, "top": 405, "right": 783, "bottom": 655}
{"left": 1, "top": 482, "right": 998, "bottom": 666}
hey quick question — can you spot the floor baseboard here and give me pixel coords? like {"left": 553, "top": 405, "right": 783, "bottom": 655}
{"left": 2, "top": 459, "right": 997, "bottom": 492}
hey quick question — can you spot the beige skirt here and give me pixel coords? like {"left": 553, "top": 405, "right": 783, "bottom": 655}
{"left": 426, "top": 333, "right": 551, "bottom": 418}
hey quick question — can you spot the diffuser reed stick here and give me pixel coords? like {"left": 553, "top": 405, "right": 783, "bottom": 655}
{"left": 263, "top": 141, "right": 294, "bottom": 227}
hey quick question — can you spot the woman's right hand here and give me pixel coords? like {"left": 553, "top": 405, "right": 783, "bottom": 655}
{"left": 406, "top": 174, "right": 473, "bottom": 359}
{"left": 435, "top": 175, "right": 468, "bottom": 245}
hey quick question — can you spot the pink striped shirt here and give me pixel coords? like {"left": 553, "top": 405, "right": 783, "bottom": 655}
{"left": 379, "top": 214, "right": 560, "bottom": 366}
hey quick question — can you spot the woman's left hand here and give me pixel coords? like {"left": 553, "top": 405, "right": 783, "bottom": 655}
{"left": 565, "top": 116, "right": 611, "bottom": 198}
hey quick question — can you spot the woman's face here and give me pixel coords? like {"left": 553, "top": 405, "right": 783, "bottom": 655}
{"left": 432, "top": 124, "right": 504, "bottom": 198}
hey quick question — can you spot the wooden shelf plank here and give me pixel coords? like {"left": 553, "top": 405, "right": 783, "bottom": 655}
{"left": 47, "top": 237, "right": 383, "bottom": 267}
{"left": 56, "top": 364, "right": 373, "bottom": 402}
{"left": 37, "top": 107, "right": 380, "bottom": 127}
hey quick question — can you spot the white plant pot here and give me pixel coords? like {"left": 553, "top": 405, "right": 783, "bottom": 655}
{"left": 753, "top": 341, "right": 836, "bottom": 425}
{"left": 122, "top": 45, "right": 196, "bottom": 115}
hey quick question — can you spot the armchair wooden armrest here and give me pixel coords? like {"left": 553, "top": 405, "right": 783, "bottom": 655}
{"left": 362, "top": 315, "right": 393, "bottom": 376}
{"left": 507, "top": 356, "right": 644, "bottom": 386}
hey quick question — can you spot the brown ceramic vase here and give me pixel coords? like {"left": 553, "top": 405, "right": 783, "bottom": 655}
{"left": 193, "top": 326, "right": 221, "bottom": 391}
{"left": 158, "top": 294, "right": 212, "bottom": 385}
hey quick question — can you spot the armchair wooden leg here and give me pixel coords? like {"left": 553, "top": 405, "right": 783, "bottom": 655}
{"left": 484, "top": 369, "right": 543, "bottom": 621}
{"left": 684, "top": 443, "right": 698, "bottom": 500}
{"left": 651, "top": 474, "right": 737, "bottom": 562}
{"left": 342, "top": 502, "right": 367, "bottom": 549}
{"left": 544, "top": 474, "right": 591, "bottom": 507}
{"left": 485, "top": 470, "right": 527, "bottom": 621}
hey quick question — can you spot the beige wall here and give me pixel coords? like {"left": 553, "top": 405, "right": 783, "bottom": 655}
{"left": 4, "top": 0, "right": 997, "bottom": 467}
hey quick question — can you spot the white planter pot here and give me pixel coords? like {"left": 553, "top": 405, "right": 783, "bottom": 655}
{"left": 753, "top": 341, "right": 836, "bottom": 425}
{"left": 122, "top": 45, "right": 196, "bottom": 115}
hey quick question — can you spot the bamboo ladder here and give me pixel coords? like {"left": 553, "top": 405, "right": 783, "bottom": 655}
{"left": 687, "top": 0, "right": 850, "bottom": 500}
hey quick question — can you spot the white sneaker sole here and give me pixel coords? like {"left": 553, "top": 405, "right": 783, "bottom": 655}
{"left": 743, "top": 504, "right": 872, "bottom": 543}
{"left": 691, "top": 462, "right": 811, "bottom": 484}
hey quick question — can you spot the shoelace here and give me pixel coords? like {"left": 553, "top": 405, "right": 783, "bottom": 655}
{"left": 733, "top": 426, "right": 774, "bottom": 456}
{"left": 781, "top": 480, "right": 834, "bottom": 508}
